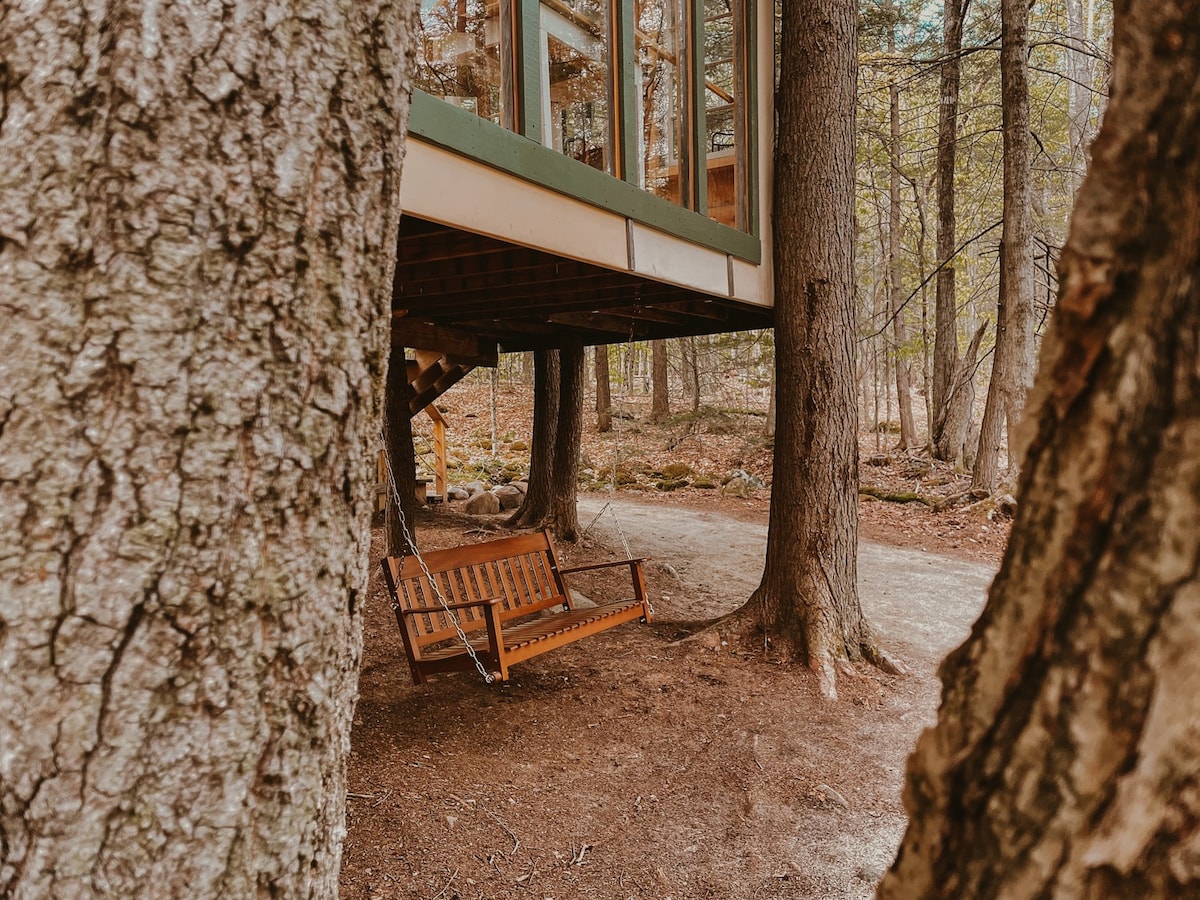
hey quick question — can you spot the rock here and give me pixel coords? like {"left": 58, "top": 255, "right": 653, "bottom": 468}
{"left": 492, "top": 484, "right": 523, "bottom": 510}
{"left": 462, "top": 480, "right": 488, "bottom": 496}
{"left": 446, "top": 486, "right": 470, "bottom": 501}
{"left": 512, "top": 480, "right": 528, "bottom": 494}
{"left": 721, "top": 469, "right": 763, "bottom": 498}
{"left": 463, "top": 491, "right": 501, "bottom": 515}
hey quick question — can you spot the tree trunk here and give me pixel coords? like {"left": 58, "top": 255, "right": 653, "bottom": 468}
{"left": 880, "top": 3, "right": 1200, "bottom": 893}
{"left": 1065, "top": 0, "right": 1096, "bottom": 191}
{"left": 932, "top": 0, "right": 969, "bottom": 461}
{"left": 686, "top": 335, "right": 702, "bottom": 411}
{"left": 386, "top": 347, "right": 419, "bottom": 557}
{"left": 549, "top": 342, "right": 585, "bottom": 541}
{"left": 594, "top": 344, "right": 612, "bottom": 432}
{"left": 973, "top": 0, "right": 1036, "bottom": 492}
{"left": 887, "top": 12, "right": 917, "bottom": 451}
{"left": 742, "top": 0, "right": 895, "bottom": 700}
{"left": 650, "top": 339, "right": 670, "bottom": 423}
{"left": 508, "top": 349, "right": 560, "bottom": 528}
{"left": 0, "top": 0, "right": 415, "bottom": 894}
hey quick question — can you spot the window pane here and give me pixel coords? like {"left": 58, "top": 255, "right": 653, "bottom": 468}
{"left": 417, "top": 0, "right": 509, "bottom": 127}
{"left": 704, "top": 0, "right": 744, "bottom": 228}
{"left": 636, "top": 0, "right": 684, "bottom": 205}
{"left": 541, "top": 0, "right": 613, "bottom": 174}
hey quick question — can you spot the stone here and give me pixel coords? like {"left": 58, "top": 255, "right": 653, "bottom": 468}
{"left": 445, "top": 486, "right": 470, "bottom": 501}
{"left": 512, "top": 480, "right": 528, "bottom": 494}
{"left": 462, "top": 480, "right": 488, "bottom": 496}
{"left": 463, "top": 491, "right": 501, "bottom": 515}
{"left": 721, "top": 469, "right": 763, "bottom": 498}
{"left": 492, "top": 484, "right": 523, "bottom": 510}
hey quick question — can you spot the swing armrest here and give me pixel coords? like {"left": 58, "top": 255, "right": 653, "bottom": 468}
{"left": 559, "top": 559, "right": 647, "bottom": 575}
{"left": 397, "top": 597, "right": 504, "bottom": 616}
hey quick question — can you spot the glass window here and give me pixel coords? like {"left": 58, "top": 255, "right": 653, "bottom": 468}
{"left": 540, "top": 0, "right": 613, "bottom": 174}
{"left": 417, "top": 0, "right": 510, "bottom": 128}
{"left": 704, "top": 0, "right": 745, "bottom": 228}
{"left": 636, "top": 0, "right": 685, "bottom": 205}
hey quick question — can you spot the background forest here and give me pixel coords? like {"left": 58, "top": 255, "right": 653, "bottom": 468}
{"left": 441, "top": 0, "right": 1112, "bottom": 496}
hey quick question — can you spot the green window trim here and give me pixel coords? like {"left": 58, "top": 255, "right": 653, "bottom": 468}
{"left": 409, "top": 89, "right": 762, "bottom": 263}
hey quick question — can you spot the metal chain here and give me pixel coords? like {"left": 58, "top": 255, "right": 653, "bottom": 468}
{"left": 380, "top": 430, "right": 495, "bottom": 684}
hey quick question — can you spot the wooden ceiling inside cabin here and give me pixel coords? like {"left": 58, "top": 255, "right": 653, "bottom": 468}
{"left": 392, "top": 216, "right": 773, "bottom": 359}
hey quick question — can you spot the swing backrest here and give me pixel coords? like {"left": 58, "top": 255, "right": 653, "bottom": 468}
{"left": 381, "top": 529, "right": 570, "bottom": 647}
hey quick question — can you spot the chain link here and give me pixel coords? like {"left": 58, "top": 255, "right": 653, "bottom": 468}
{"left": 380, "top": 430, "right": 495, "bottom": 684}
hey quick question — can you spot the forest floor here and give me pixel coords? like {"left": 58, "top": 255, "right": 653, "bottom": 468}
{"left": 340, "top": 377, "right": 1012, "bottom": 899}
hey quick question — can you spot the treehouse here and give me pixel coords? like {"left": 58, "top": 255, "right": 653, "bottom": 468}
{"left": 395, "top": 0, "right": 775, "bottom": 408}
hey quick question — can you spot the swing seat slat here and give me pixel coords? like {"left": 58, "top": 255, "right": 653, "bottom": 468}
{"left": 381, "top": 528, "right": 652, "bottom": 684}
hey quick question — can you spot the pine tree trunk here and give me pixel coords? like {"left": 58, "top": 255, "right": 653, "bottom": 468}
{"left": 744, "top": 0, "right": 895, "bottom": 700}
{"left": 932, "top": 0, "right": 968, "bottom": 461}
{"left": 880, "top": 3, "right": 1200, "bottom": 894}
{"left": 973, "top": 0, "right": 1036, "bottom": 492}
{"left": 0, "top": 0, "right": 415, "bottom": 894}
{"left": 549, "top": 342, "right": 584, "bottom": 541}
{"left": 650, "top": 339, "right": 670, "bottom": 423}
{"left": 594, "top": 345, "right": 612, "bottom": 433}
{"left": 509, "top": 349, "right": 560, "bottom": 528}
{"left": 888, "top": 16, "right": 917, "bottom": 451}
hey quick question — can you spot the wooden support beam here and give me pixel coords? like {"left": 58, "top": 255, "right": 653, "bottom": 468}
{"left": 391, "top": 318, "right": 499, "bottom": 365}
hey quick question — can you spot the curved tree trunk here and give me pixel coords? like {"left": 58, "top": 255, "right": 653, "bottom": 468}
{"left": 743, "top": 0, "right": 894, "bottom": 700}
{"left": 508, "top": 349, "right": 560, "bottom": 528}
{"left": 880, "top": 2, "right": 1200, "bottom": 894}
{"left": 0, "top": 0, "right": 415, "bottom": 895}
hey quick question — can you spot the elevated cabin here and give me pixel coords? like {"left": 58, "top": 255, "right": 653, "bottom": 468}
{"left": 394, "top": 0, "right": 775, "bottom": 403}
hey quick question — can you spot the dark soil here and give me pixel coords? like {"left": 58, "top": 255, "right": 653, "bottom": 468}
{"left": 341, "top": 490, "right": 1001, "bottom": 900}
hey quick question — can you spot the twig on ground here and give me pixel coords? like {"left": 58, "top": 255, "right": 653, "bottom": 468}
{"left": 431, "top": 868, "right": 458, "bottom": 900}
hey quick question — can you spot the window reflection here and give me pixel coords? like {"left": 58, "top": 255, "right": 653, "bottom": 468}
{"left": 417, "top": 0, "right": 509, "bottom": 127}
{"left": 636, "top": 0, "right": 684, "bottom": 205}
{"left": 704, "top": 0, "right": 744, "bottom": 228}
{"left": 541, "top": 0, "right": 613, "bottom": 173}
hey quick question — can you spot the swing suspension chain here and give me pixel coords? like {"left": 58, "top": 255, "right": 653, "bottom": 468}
{"left": 380, "top": 429, "right": 495, "bottom": 684}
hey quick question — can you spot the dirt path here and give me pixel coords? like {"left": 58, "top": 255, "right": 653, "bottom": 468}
{"left": 578, "top": 494, "right": 994, "bottom": 672}
{"left": 343, "top": 499, "right": 998, "bottom": 900}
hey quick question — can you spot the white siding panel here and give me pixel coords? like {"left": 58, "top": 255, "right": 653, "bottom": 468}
{"left": 401, "top": 140, "right": 630, "bottom": 271}
{"left": 629, "top": 222, "right": 729, "bottom": 295}
{"left": 730, "top": 257, "right": 768, "bottom": 306}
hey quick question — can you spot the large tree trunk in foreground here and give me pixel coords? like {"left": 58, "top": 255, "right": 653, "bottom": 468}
{"left": 880, "top": 3, "right": 1200, "bottom": 895}
{"left": 509, "top": 349, "right": 560, "bottom": 528}
{"left": 973, "top": 0, "right": 1036, "bottom": 492}
{"left": 0, "top": 0, "right": 415, "bottom": 895}
{"left": 744, "top": 0, "right": 893, "bottom": 700}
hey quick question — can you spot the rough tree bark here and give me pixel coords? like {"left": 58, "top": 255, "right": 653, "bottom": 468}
{"left": 931, "top": 0, "right": 973, "bottom": 462}
{"left": 548, "top": 341, "right": 585, "bottom": 541}
{"left": 385, "top": 346, "right": 419, "bottom": 557}
{"left": 742, "top": 0, "right": 896, "bottom": 699}
{"left": 0, "top": 0, "right": 416, "bottom": 895}
{"left": 650, "top": 339, "right": 670, "bottom": 423}
{"left": 594, "top": 344, "right": 612, "bottom": 433}
{"left": 973, "top": 0, "right": 1036, "bottom": 492}
{"left": 879, "top": 2, "right": 1200, "bottom": 894}
{"left": 508, "top": 349, "right": 560, "bottom": 528}
{"left": 887, "top": 5, "right": 917, "bottom": 451}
